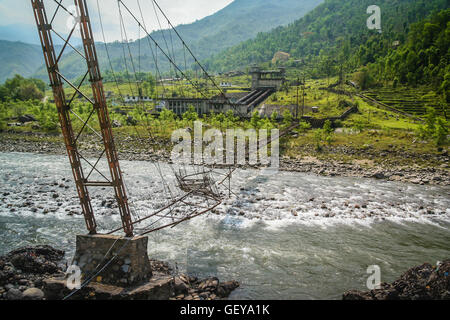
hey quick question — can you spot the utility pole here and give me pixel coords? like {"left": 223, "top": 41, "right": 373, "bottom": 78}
{"left": 31, "top": 0, "right": 134, "bottom": 237}
{"left": 296, "top": 77, "right": 299, "bottom": 120}
{"left": 302, "top": 74, "right": 306, "bottom": 118}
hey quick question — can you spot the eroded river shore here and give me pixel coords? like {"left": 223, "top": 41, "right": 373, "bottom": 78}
{"left": 1, "top": 131, "right": 449, "bottom": 186}
{"left": 0, "top": 245, "right": 448, "bottom": 300}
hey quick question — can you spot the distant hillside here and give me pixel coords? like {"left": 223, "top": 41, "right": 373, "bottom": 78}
{"left": 204, "top": 0, "right": 449, "bottom": 72}
{"left": 0, "top": 24, "right": 83, "bottom": 46}
{"left": 0, "top": 24, "right": 42, "bottom": 45}
{"left": 32, "top": 0, "right": 323, "bottom": 81}
{"left": 0, "top": 41, "right": 44, "bottom": 83}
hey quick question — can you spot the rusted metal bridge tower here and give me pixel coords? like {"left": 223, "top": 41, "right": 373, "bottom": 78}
{"left": 31, "top": 0, "right": 134, "bottom": 237}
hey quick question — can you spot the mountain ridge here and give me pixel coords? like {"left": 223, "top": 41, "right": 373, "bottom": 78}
{"left": 30, "top": 0, "right": 323, "bottom": 81}
{"left": 204, "top": 0, "right": 449, "bottom": 72}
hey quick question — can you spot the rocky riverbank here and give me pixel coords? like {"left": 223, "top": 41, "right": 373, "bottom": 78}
{"left": 0, "top": 245, "right": 239, "bottom": 300}
{"left": 0, "top": 131, "right": 449, "bottom": 186}
{"left": 343, "top": 260, "right": 450, "bottom": 300}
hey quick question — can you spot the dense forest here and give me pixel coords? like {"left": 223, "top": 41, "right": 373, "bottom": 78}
{"left": 0, "top": 75, "right": 46, "bottom": 102}
{"left": 367, "top": 9, "right": 450, "bottom": 99}
{"left": 204, "top": 0, "right": 448, "bottom": 90}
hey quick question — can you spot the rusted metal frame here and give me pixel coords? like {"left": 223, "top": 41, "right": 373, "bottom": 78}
{"left": 52, "top": 0, "right": 75, "bottom": 17}
{"left": 50, "top": 0, "right": 63, "bottom": 24}
{"left": 51, "top": 29, "right": 86, "bottom": 59}
{"left": 68, "top": 70, "right": 89, "bottom": 108}
{"left": 31, "top": 0, "right": 97, "bottom": 234}
{"left": 56, "top": 70, "right": 95, "bottom": 105}
{"left": 76, "top": 0, "right": 134, "bottom": 237}
{"left": 69, "top": 109, "right": 103, "bottom": 140}
{"left": 76, "top": 151, "right": 111, "bottom": 183}
{"left": 74, "top": 108, "right": 96, "bottom": 144}
{"left": 85, "top": 149, "right": 106, "bottom": 181}
{"left": 84, "top": 182, "right": 114, "bottom": 187}
{"left": 55, "top": 23, "right": 77, "bottom": 65}
{"left": 57, "top": 71, "right": 104, "bottom": 141}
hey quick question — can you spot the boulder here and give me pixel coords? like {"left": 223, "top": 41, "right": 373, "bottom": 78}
{"left": 7, "top": 245, "right": 65, "bottom": 274}
{"left": 112, "top": 120, "right": 122, "bottom": 128}
{"left": 22, "top": 287, "right": 44, "bottom": 300}
{"left": 217, "top": 280, "right": 239, "bottom": 298}
{"left": 173, "top": 277, "right": 189, "bottom": 295}
{"left": 6, "top": 288, "right": 23, "bottom": 300}
{"left": 18, "top": 114, "right": 37, "bottom": 123}
{"left": 372, "top": 171, "right": 386, "bottom": 179}
{"left": 343, "top": 260, "right": 450, "bottom": 300}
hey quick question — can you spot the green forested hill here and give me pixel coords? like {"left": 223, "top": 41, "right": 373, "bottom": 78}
{"left": 378, "top": 9, "right": 449, "bottom": 91}
{"left": 0, "top": 41, "right": 44, "bottom": 83}
{"left": 204, "top": 0, "right": 449, "bottom": 73}
{"left": 32, "top": 0, "right": 323, "bottom": 81}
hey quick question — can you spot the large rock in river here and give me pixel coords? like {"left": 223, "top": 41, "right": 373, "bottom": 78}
{"left": 343, "top": 260, "right": 450, "bottom": 300}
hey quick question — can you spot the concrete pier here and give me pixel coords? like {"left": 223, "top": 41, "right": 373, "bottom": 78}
{"left": 71, "top": 234, "right": 152, "bottom": 286}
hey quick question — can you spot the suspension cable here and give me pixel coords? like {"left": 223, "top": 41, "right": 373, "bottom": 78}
{"left": 117, "top": 0, "right": 217, "bottom": 101}
{"left": 150, "top": 0, "right": 229, "bottom": 101}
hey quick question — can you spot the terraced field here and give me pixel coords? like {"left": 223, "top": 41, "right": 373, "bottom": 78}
{"left": 363, "top": 87, "right": 448, "bottom": 117}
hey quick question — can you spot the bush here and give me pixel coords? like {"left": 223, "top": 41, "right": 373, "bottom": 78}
{"left": 282, "top": 109, "right": 293, "bottom": 128}
{"left": 314, "top": 129, "right": 323, "bottom": 152}
{"left": 182, "top": 105, "right": 198, "bottom": 122}
{"left": 297, "top": 120, "right": 311, "bottom": 133}
{"left": 433, "top": 117, "right": 449, "bottom": 147}
{"left": 250, "top": 110, "right": 260, "bottom": 129}
{"left": 322, "top": 120, "right": 334, "bottom": 145}
{"left": 416, "top": 107, "right": 449, "bottom": 148}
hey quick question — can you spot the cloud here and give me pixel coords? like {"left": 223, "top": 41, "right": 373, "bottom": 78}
{"left": 0, "top": 0, "right": 234, "bottom": 41}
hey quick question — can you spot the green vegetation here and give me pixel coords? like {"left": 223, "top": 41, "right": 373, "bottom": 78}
{"left": 0, "top": 40, "right": 45, "bottom": 83}
{"left": 31, "top": 0, "right": 323, "bottom": 82}
{"left": 416, "top": 107, "right": 449, "bottom": 148}
{"left": 0, "top": 75, "right": 46, "bottom": 102}
{"left": 205, "top": 0, "right": 448, "bottom": 74}
{"left": 365, "top": 9, "right": 450, "bottom": 100}
{"left": 1, "top": 0, "right": 449, "bottom": 167}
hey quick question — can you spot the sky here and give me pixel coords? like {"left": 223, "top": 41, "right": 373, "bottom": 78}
{"left": 0, "top": 0, "right": 234, "bottom": 42}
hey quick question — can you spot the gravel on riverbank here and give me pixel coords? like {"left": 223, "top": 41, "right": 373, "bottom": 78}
{"left": 0, "top": 131, "right": 449, "bottom": 186}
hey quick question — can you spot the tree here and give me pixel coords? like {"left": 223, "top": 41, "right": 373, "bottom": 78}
{"left": 270, "top": 111, "right": 278, "bottom": 124}
{"left": 0, "top": 75, "right": 46, "bottom": 101}
{"left": 159, "top": 108, "right": 176, "bottom": 122}
{"left": 322, "top": 120, "right": 334, "bottom": 145}
{"left": 182, "top": 105, "right": 198, "bottom": 122}
{"left": 354, "top": 67, "right": 373, "bottom": 90}
{"left": 282, "top": 109, "right": 293, "bottom": 127}
{"left": 434, "top": 117, "right": 448, "bottom": 147}
{"left": 250, "top": 110, "right": 260, "bottom": 129}
{"left": 416, "top": 107, "right": 449, "bottom": 148}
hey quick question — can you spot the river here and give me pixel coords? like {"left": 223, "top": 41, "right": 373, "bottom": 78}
{"left": 0, "top": 152, "right": 449, "bottom": 299}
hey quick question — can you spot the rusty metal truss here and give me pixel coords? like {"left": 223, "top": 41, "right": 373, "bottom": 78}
{"left": 31, "top": 0, "right": 134, "bottom": 237}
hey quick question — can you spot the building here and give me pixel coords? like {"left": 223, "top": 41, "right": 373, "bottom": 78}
{"left": 249, "top": 65, "right": 286, "bottom": 91}
{"left": 124, "top": 95, "right": 153, "bottom": 103}
{"left": 220, "top": 82, "right": 232, "bottom": 88}
{"left": 164, "top": 97, "right": 248, "bottom": 117}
